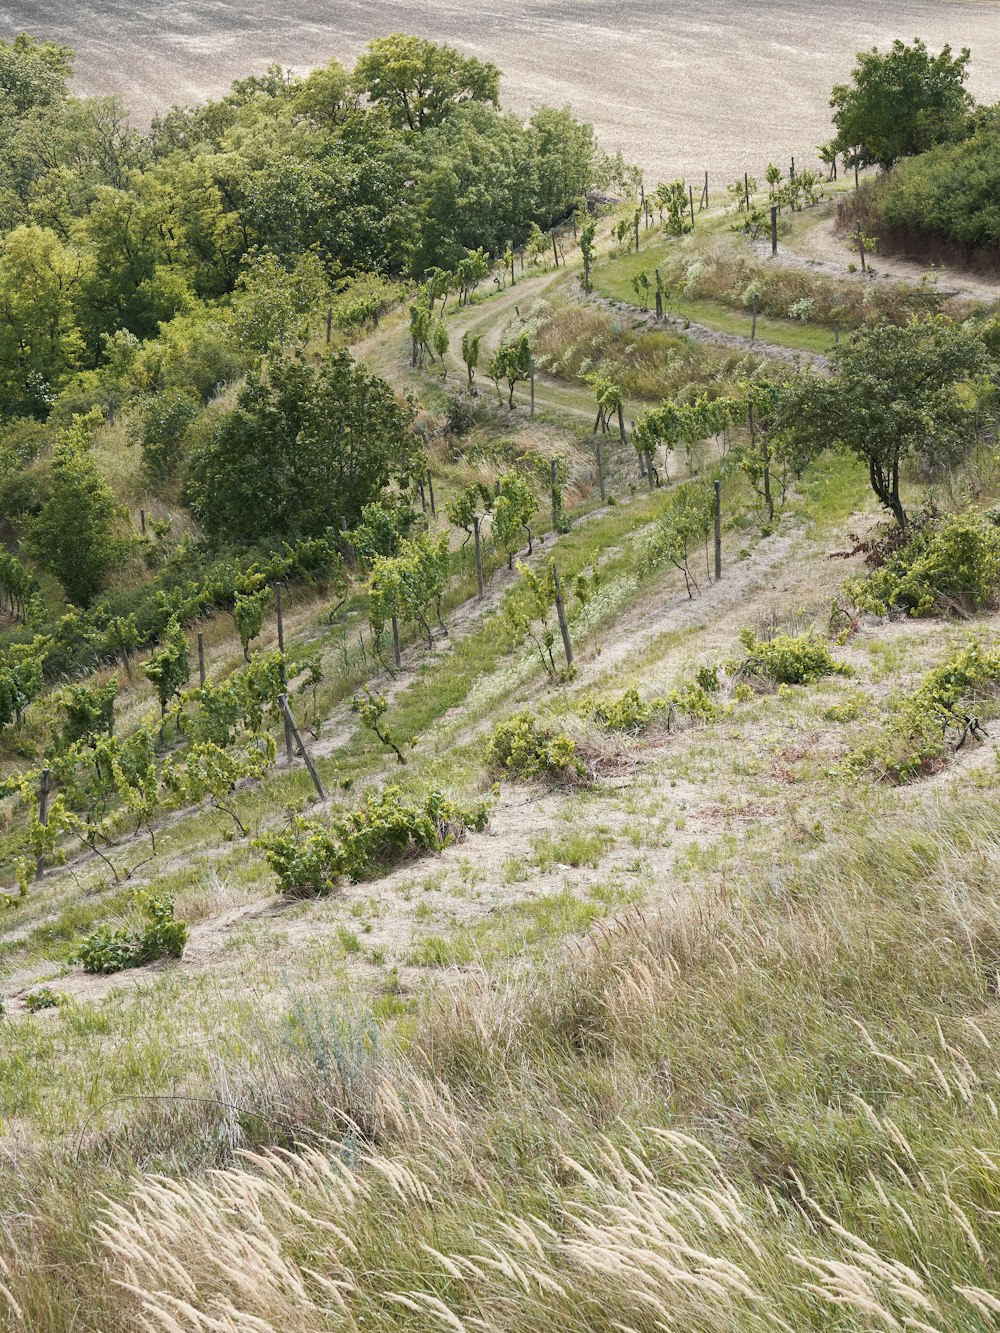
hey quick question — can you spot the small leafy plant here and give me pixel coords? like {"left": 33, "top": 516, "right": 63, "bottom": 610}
{"left": 580, "top": 670, "right": 722, "bottom": 737}
{"left": 733, "top": 628, "right": 849, "bottom": 688}
{"left": 845, "top": 510, "right": 1000, "bottom": 618}
{"left": 581, "top": 686, "right": 670, "bottom": 734}
{"left": 848, "top": 640, "right": 1000, "bottom": 783}
{"left": 24, "top": 986, "right": 66, "bottom": 1012}
{"left": 352, "top": 687, "right": 410, "bottom": 764}
{"left": 73, "top": 891, "right": 189, "bottom": 974}
{"left": 487, "top": 711, "right": 584, "bottom": 783}
{"left": 256, "top": 786, "right": 490, "bottom": 896}
{"left": 233, "top": 584, "right": 272, "bottom": 661}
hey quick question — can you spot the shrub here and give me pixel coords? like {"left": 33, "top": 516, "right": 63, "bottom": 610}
{"left": 840, "top": 115, "right": 1000, "bottom": 261}
{"left": 59, "top": 679, "right": 118, "bottom": 749}
{"left": 583, "top": 687, "right": 669, "bottom": 734}
{"left": 73, "top": 892, "right": 188, "bottom": 974}
{"left": 256, "top": 786, "right": 490, "bottom": 897}
{"left": 581, "top": 672, "right": 722, "bottom": 737}
{"left": 486, "top": 711, "right": 584, "bottom": 783}
{"left": 21, "top": 410, "right": 136, "bottom": 607}
{"left": 846, "top": 510, "right": 1000, "bottom": 617}
{"left": 849, "top": 640, "right": 1000, "bottom": 783}
{"left": 733, "top": 628, "right": 849, "bottom": 687}
{"left": 24, "top": 986, "right": 66, "bottom": 1012}
{"left": 143, "top": 617, "right": 191, "bottom": 716}
{"left": 233, "top": 585, "right": 271, "bottom": 660}
{"left": 136, "top": 389, "right": 199, "bottom": 481}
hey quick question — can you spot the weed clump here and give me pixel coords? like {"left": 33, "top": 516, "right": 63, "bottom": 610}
{"left": 487, "top": 711, "right": 584, "bottom": 783}
{"left": 24, "top": 986, "right": 66, "bottom": 1012}
{"left": 581, "top": 672, "right": 721, "bottom": 736}
{"left": 846, "top": 509, "right": 1000, "bottom": 618}
{"left": 849, "top": 640, "right": 1000, "bottom": 783}
{"left": 733, "top": 628, "right": 849, "bottom": 687}
{"left": 73, "top": 892, "right": 188, "bottom": 974}
{"left": 256, "top": 786, "right": 490, "bottom": 897}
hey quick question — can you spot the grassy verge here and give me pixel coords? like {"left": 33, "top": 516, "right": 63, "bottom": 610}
{"left": 595, "top": 245, "right": 835, "bottom": 356}
{"left": 6, "top": 784, "right": 1000, "bottom": 1329}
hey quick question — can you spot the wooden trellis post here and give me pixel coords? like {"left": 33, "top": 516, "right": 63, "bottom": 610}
{"left": 35, "top": 768, "right": 50, "bottom": 879}
{"left": 714, "top": 480, "right": 722, "bottom": 582}
{"left": 552, "top": 564, "right": 573, "bottom": 669}
{"left": 279, "top": 695, "right": 325, "bottom": 800}
{"left": 473, "top": 515, "right": 484, "bottom": 598}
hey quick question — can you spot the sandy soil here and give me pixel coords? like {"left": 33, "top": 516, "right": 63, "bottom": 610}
{"left": 1, "top": 0, "right": 998, "bottom": 177}
{"left": 781, "top": 206, "right": 1000, "bottom": 302}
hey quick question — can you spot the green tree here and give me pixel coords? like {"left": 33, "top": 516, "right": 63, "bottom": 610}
{"left": 0, "top": 225, "right": 87, "bottom": 415}
{"left": 489, "top": 329, "right": 532, "bottom": 408}
{"left": 445, "top": 480, "right": 493, "bottom": 544}
{"left": 0, "top": 34, "right": 73, "bottom": 118}
{"left": 368, "top": 531, "right": 451, "bottom": 648}
{"left": 530, "top": 107, "right": 598, "bottom": 223}
{"left": 830, "top": 39, "right": 972, "bottom": 170}
{"left": 186, "top": 352, "right": 419, "bottom": 543}
{"left": 232, "top": 248, "right": 331, "bottom": 354}
{"left": 456, "top": 248, "right": 489, "bottom": 305}
{"left": 22, "top": 409, "right": 134, "bottom": 606}
{"left": 432, "top": 319, "right": 450, "bottom": 377}
{"left": 233, "top": 585, "right": 271, "bottom": 661}
{"left": 409, "top": 299, "right": 432, "bottom": 367}
{"left": 580, "top": 217, "right": 597, "bottom": 293}
{"left": 136, "top": 389, "right": 199, "bottom": 481}
{"left": 654, "top": 180, "right": 691, "bottom": 236}
{"left": 353, "top": 34, "right": 499, "bottom": 131}
{"left": 491, "top": 471, "right": 538, "bottom": 567}
{"left": 776, "top": 317, "right": 989, "bottom": 528}
{"left": 588, "top": 373, "right": 627, "bottom": 443}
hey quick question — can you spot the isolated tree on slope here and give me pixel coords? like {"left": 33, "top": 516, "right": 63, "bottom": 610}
{"left": 830, "top": 39, "right": 972, "bottom": 170}
{"left": 775, "top": 317, "right": 989, "bottom": 529}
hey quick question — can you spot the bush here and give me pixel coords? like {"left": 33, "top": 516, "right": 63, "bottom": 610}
{"left": 59, "top": 679, "right": 118, "bottom": 749}
{"left": 583, "top": 687, "right": 669, "bottom": 734}
{"left": 846, "top": 510, "right": 1000, "bottom": 617}
{"left": 734, "top": 628, "right": 849, "bottom": 686}
{"left": 73, "top": 892, "right": 188, "bottom": 974}
{"left": 581, "top": 672, "right": 722, "bottom": 738}
{"left": 487, "top": 711, "right": 584, "bottom": 783}
{"left": 840, "top": 113, "right": 1000, "bottom": 263}
{"left": 24, "top": 986, "right": 65, "bottom": 1012}
{"left": 849, "top": 640, "right": 1000, "bottom": 782}
{"left": 256, "top": 786, "right": 491, "bottom": 897}
{"left": 136, "top": 389, "right": 199, "bottom": 481}
{"left": 186, "top": 353, "right": 420, "bottom": 544}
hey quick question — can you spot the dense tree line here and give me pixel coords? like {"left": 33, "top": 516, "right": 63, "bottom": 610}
{"left": 0, "top": 32, "right": 605, "bottom": 419}
{"left": 828, "top": 39, "right": 1000, "bottom": 262}
{"left": 0, "top": 30, "right": 611, "bottom": 630}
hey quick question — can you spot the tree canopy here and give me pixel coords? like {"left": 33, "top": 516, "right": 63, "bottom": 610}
{"left": 353, "top": 34, "right": 500, "bottom": 130}
{"left": 775, "top": 317, "right": 990, "bottom": 527}
{"left": 186, "top": 351, "right": 419, "bottom": 544}
{"left": 830, "top": 39, "right": 973, "bottom": 169}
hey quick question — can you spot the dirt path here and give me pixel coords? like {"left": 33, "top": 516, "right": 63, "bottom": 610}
{"left": 760, "top": 204, "right": 1000, "bottom": 306}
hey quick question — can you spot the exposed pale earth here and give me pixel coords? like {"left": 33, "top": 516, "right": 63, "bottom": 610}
{"left": 1, "top": 0, "right": 998, "bottom": 176}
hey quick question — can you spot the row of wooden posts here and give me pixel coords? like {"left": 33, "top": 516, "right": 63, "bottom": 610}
{"left": 87, "top": 400, "right": 733, "bottom": 875}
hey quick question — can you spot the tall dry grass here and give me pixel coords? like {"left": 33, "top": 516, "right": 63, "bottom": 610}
{"left": 655, "top": 233, "right": 969, "bottom": 329}
{"left": 532, "top": 301, "right": 762, "bottom": 401}
{"left": 4, "top": 791, "right": 999, "bottom": 1329}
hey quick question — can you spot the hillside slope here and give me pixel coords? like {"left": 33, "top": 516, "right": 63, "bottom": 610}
{"left": 1, "top": 210, "right": 1000, "bottom": 1329}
